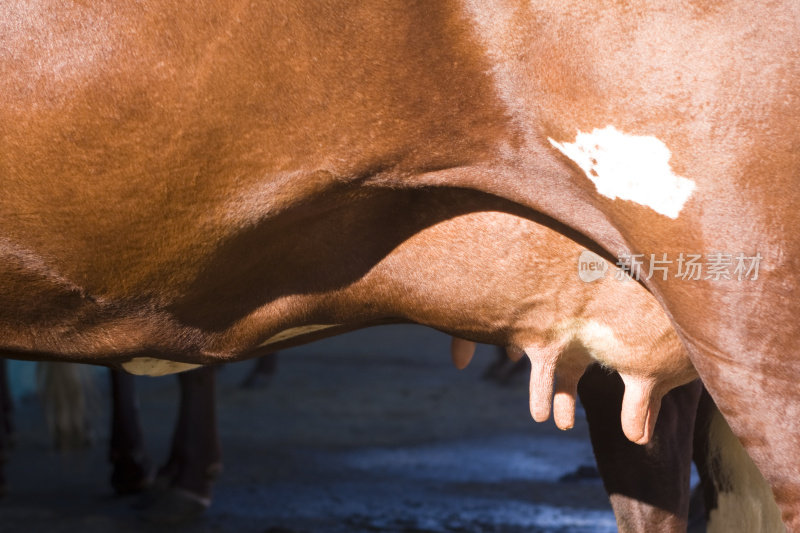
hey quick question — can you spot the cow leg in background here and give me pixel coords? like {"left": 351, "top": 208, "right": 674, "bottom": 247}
{"left": 109, "top": 369, "right": 152, "bottom": 494}
{"left": 143, "top": 365, "right": 221, "bottom": 523}
{"left": 0, "top": 359, "right": 12, "bottom": 443}
{"left": 579, "top": 364, "right": 703, "bottom": 532}
{"left": 240, "top": 353, "right": 278, "bottom": 389}
{"left": 483, "top": 346, "right": 529, "bottom": 384}
{"left": 0, "top": 358, "right": 11, "bottom": 495}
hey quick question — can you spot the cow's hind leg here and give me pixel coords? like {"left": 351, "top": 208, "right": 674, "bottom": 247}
{"left": 692, "top": 388, "right": 784, "bottom": 533}
{"left": 579, "top": 364, "right": 702, "bottom": 532}
{"left": 109, "top": 369, "right": 152, "bottom": 494}
{"left": 143, "top": 365, "right": 221, "bottom": 524}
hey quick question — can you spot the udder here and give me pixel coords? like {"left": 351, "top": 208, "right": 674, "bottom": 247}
{"left": 452, "top": 265, "right": 696, "bottom": 445}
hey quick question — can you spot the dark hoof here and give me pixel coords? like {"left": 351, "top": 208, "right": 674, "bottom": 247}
{"left": 111, "top": 455, "right": 153, "bottom": 495}
{"left": 139, "top": 487, "right": 209, "bottom": 524}
{"left": 130, "top": 474, "right": 171, "bottom": 510}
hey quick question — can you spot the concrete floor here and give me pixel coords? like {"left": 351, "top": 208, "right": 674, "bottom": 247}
{"left": 0, "top": 325, "right": 616, "bottom": 532}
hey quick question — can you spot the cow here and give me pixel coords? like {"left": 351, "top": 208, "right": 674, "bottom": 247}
{"left": 0, "top": 190, "right": 701, "bottom": 527}
{"left": 0, "top": 183, "right": 701, "bottom": 529}
{"left": 1, "top": 0, "right": 797, "bottom": 528}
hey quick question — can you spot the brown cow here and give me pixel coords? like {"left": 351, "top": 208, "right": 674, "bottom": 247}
{"left": 1, "top": 0, "right": 797, "bottom": 528}
{"left": 1, "top": 184, "right": 701, "bottom": 526}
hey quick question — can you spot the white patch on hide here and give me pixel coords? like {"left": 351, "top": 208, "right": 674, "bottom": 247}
{"left": 257, "top": 324, "right": 339, "bottom": 347}
{"left": 706, "top": 408, "right": 785, "bottom": 533}
{"left": 548, "top": 126, "right": 695, "bottom": 218}
{"left": 122, "top": 357, "right": 202, "bottom": 377}
{"left": 553, "top": 319, "right": 621, "bottom": 366}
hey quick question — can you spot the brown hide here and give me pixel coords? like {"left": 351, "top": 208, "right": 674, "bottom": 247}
{"left": 1, "top": 1, "right": 798, "bottom": 525}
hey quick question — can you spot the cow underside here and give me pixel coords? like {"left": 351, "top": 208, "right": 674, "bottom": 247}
{"left": 1, "top": 0, "right": 800, "bottom": 527}
{"left": 0, "top": 185, "right": 623, "bottom": 369}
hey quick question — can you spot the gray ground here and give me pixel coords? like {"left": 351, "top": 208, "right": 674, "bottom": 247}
{"left": 0, "top": 325, "right": 616, "bottom": 532}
